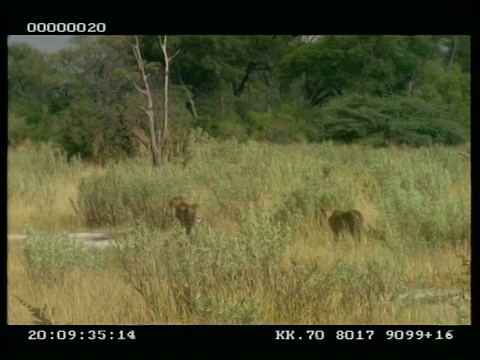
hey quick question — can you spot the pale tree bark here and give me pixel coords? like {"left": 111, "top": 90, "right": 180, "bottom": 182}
{"left": 128, "top": 35, "right": 179, "bottom": 167}
{"left": 177, "top": 68, "right": 198, "bottom": 123}
{"left": 130, "top": 35, "right": 161, "bottom": 166}
{"left": 159, "top": 36, "right": 179, "bottom": 155}
{"left": 449, "top": 36, "right": 458, "bottom": 66}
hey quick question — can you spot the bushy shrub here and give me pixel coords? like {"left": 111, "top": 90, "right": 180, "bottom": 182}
{"left": 316, "top": 94, "right": 469, "bottom": 147}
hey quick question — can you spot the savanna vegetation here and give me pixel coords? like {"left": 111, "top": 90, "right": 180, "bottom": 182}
{"left": 8, "top": 35, "right": 470, "bottom": 324}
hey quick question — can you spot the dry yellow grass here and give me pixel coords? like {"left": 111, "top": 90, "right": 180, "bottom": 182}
{"left": 8, "top": 175, "right": 79, "bottom": 232}
{"left": 7, "top": 235, "right": 470, "bottom": 325}
{"left": 7, "top": 142, "right": 471, "bottom": 325}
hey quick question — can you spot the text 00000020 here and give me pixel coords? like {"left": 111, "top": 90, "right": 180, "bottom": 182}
{"left": 26, "top": 23, "right": 106, "bottom": 33}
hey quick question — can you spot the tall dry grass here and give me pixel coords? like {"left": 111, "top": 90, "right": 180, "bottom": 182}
{"left": 7, "top": 137, "right": 471, "bottom": 324}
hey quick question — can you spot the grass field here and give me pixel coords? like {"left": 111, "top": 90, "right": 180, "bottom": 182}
{"left": 7, "top": 138, "right": 471, "bottom": 324}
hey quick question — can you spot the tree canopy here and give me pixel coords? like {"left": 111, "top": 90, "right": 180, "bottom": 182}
{"left": 8, "top": 35, "right": 470, "bottom": 160}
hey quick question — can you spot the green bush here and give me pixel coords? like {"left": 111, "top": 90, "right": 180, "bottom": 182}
{"left": 316, "top": 94, "right": 469, "bottom": 147}
{"left": 23, "top": 232, "right": 111, "bottom": 285}
{"left": 78, "top": 162, "right": 178, "bottom": 228}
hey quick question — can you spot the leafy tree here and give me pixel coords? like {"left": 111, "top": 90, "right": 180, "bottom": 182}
{"left": 51, "top": 36, "right": 139, "bottom": 160}
{"left": 165, "top": 35, "right": 294, "bottom": 127}
{"left": 8, "top": 43, "right": 67, "bottom": 140}
{"left": 7, "top": 35, "right": 470, "bottom": 158}
{"left": 316, "top": 94, "right": 468, "bottom": 146}
{"left": 279, "top": 35, "right": 431, "bottom": 104}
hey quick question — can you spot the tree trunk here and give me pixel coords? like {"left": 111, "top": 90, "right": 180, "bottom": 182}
{"left": 177, "top": 68, "right": 198, "bottom": 123}
{"left": 449, "top": 36, "right": 458, "bottom": 66}
{"left": 130, "top": 35, "right": 163, "bottom": 167}
{"left": 129, "top": 35, "right": 179, "bottom": 167}
{"left": 159, "top": 36, "right": 180, "bottom": 163}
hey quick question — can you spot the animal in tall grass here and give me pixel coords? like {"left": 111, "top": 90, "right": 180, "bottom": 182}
{"left": 169, "top": 196, "right": 202, "bottom": 235}
{"left": 320, "top": 207, "right": 365, "bottom": 241}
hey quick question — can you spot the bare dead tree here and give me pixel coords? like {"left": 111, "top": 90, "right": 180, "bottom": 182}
{"left": 159, "top": 36, "right": 180, "bottom": 153}
{"left": 128, "top": 35, "right": 179, "bottom": 167}
{"left": 129, "top": 35, "right": 161, "bottom": 166}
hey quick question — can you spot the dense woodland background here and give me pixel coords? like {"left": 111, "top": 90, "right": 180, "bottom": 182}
{"left": 8, "top": 35, "right": 470, "bottom": 163}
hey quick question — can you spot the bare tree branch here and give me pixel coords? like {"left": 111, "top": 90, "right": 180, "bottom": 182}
{"left": 126, "top": 35, "right": 179, "bottom": 167}
{"left": 129, "top": 35, "right": 162, "bottom": 166}
{"left": 158, "top": 35, "right": 179, "bottom": 150}
{"left": 124, "top": 73, "right": 148, "bottom": 95}
{"left": 170, "top": 50, "right": 180, "bottom": 61}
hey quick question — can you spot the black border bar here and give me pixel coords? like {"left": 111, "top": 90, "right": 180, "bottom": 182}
{"left": 6, "top": 325, "right": 475, "bottom": 356}
{"left": 6, "top": 2, "right": 475, "bottom": 35}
